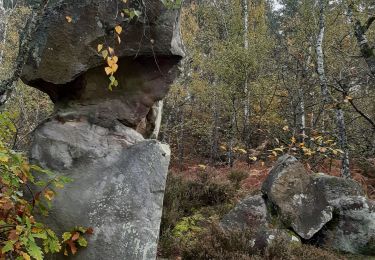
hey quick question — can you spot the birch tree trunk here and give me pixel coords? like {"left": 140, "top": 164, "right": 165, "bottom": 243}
{"left": 242, "top": 0, "right": 251, "bottom": 160}
{"left": 316, "top": 0, "right": 350, "bottom": 178}
{"left": 348, "top": 4, "right": 375, "bottom": 77}
{"left": 296, "top": 88, "right": 306, "bottom": 141}
{"left": 0, "top": 0, "right": 6, "bottom": 65}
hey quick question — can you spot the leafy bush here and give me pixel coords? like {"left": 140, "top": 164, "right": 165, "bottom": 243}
{"left": 0, "top": 112, "right": 90, "bottom": 259}
{"left": 159, "top": 171, "right": 235, "bottom": 257}
{"left": 180, "top": 221, "right": 259, "bottom": 260}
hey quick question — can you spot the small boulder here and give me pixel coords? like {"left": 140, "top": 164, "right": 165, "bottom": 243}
{"left": 221, "top": 195, "right": 267, "bottom": 230}
{"left": 220, "top": 195, "right": 300, "bottom": 252}
{"left": 312, "top": 173, "right": 365, "bottom": 201}
{"left": 318, "top": 196, "right": 375, "bottom": 255}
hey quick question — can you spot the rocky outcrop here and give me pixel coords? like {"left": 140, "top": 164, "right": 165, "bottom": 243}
{"left": 21, "top": 0, "right": 183, "bottom": 259}
{"left": 223, "top": 155, "right": 375, "bottom": 256}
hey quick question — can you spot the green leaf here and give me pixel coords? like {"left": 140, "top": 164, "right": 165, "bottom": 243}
{"left": 62, "top": 232, "right": 72, "bottom": 241}
{"left": 33, "top": 232, "right": 47, "bottom": 239}
{"left": 77, "top": 237, "right": 88, "bottom": 247}
{"left": 2, "top": 240, "right": 15, "bottom": 253}
{"left": 26, "top": 240, "right": 43, "bottom": 260}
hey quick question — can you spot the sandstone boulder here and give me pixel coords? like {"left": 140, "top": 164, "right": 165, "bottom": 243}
{"left": 32, "top": 118, "right": 171, "bottom": 259}
{"left": 261, "top": 155, "right": 333, "bottom": 239}
{"left": 221, "top": 195, "right": 268, "bottom": 230}
{"left": 22, "top": 0, "right": 184, "bottom": 85}
{"left": 312, "top": 173, "right": 365, "bottom": 201}
{"left": 323, "top": 196, "right": 375, "bottom": 255}
{"left": 22, "top": 0, "right": 184, "bottom": 138}
{"left": 220, "top": 195, "right": 300, "bottom": 252}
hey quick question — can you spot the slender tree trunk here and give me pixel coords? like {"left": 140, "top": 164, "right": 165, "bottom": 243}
{"left": 242, "top": 0, "right": 251, "bottom": 161}
{"left": 296, "top": 87, "right": 306, "bottom": 141}
{"left": 348, "top": 4, "right": 375, "bottom": 77}
{"left": 228, "top": 109, "right": 236, "bottom": 168}
{"left": 210, "top": 80, "right": 219, "bottom": 164}
{"left": 297, "top": 44, "right": 312, "bottom": 141}
{"left": 0, "top": 0, "right": 6, "bottom": 65}
{"left": 316, "top": 0, "right": 350, "bottom": 178}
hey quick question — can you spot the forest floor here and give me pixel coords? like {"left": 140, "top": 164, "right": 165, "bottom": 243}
{"left": 169, "top": 158, "right": 374, "bottom": 199}
{"left": 158, "top": 157, "right": 375, "bottom": 259}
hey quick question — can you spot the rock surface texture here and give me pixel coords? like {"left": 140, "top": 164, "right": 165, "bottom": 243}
{"left": 21, "top": 0, "right": 183, "bottom": 259}
{"left": 221, "top": 195, "right": 301, "bottom": 252}
{"left": 261, "top": 155, "right": 333, "bottom": 239}
{"left": 223, "top": 155, "right": 374, "bottom": 256}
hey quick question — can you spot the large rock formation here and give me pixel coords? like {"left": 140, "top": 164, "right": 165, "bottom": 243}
{"left": 21, "top": 0, "right": 184, "bottom": 259}
{"left": 223, "top": 155, "right": 375, "bottom": 256}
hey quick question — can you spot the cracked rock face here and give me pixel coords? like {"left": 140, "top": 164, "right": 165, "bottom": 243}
{"left": 22, "top": 0, "right": 183, "bottom": 259}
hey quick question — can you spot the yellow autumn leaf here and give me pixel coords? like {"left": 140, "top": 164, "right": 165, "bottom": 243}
{"left": 105, "top": 67, "right": 113, "bottom": 75}
{"left": 115, "top": 25, "right": 123, "bottom": 34}
{"left": 21, "top": 252, "right": 31, "bottom": 260}
{"left": 344, "top": 96, "right": 353, "bottom": 103}
{"left": 65, "top": 16, "right": 72, "bottom": 23}
{"left": 97, "top": 44, "right": 103, "bottom": 52}
{"left": 282, "top": 125, "right": 289, "bottom": 131}
{"left": 44, "top": 189, "right": 55, "bottom": 201}
{"left": 107, "top": 56, "right": 119, "bottom": 67}
{"left": 111, "top": 63, "right": 119, "bottom": 73}
{"left": 198, "top": 164, "right": 207, "bottom": 170}
{"left": 238, "top": 148, "right": 247, "bottom": 154}
{"left": 249, "top": 156, "right": 257, "bottom": 161}
{"left": 291, "top": 136, "right": 296, "bottom": 144}
{"left": 108, "top": 47, "right": 115, "bottom": 55}
{"left": 101, "top": 50, "right": 109, "bottom": 59}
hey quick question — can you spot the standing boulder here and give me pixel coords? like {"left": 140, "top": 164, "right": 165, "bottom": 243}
{"left": 261, "top": 155, "right": 333, "bottom": 239}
